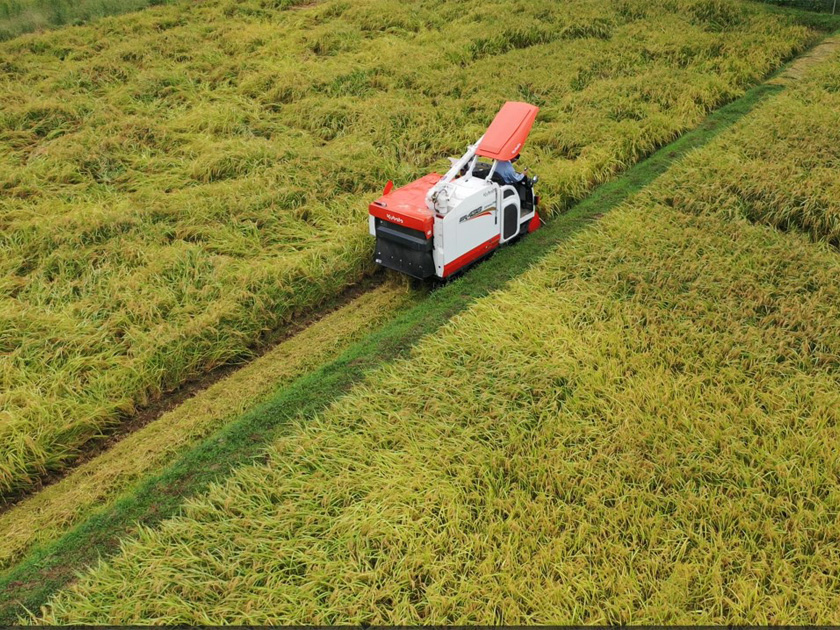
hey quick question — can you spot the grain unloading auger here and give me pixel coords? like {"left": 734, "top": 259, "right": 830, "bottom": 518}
{"left": 369, "top": 101, "right": 542, "bottom": 279}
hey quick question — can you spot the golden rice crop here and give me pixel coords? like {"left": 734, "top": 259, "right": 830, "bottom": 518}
{"left": 36, "top": 197, "right": 840, "bottom": 623}
{"left": 35, "top": 47, "right": 840, "bottom": 622}
{"left": 0, "top": 0, "right": 822, "bottom": 495}
{"left": 647, "top": 43, "right": 840, "bottom": 246}
{"left": 0, "top": 282, "right": 415, "bottom": 571}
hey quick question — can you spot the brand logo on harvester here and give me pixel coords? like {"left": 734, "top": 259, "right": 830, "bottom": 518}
{"left": 386, "top": 214, "right": 404, "bottom": 224}
{"left": 460, "top": 206, "right": 494, "bottom": 223}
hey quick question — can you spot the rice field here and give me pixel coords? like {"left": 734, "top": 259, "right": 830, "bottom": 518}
{"left": 0, "top": 0, "right": 828, "bottom": 498}
{"left": 650, "top": 44, "right": 840, "bottom": 245}
{"left": 35, "top": 41, "right": 840, "bottom": 624}
{"left": 0, "top": 282, "right": 415, "bottom": 571}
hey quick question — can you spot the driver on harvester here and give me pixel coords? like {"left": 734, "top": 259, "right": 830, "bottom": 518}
{"left": 495, "top": 154, "right": 526, "bottom": 184}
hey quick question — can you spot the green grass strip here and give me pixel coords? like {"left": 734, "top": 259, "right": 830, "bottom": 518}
{"left": 0, "top": 0, "right": 173, "bottom": 41}
{"left": 0, "top": 44, "right": 817, "bottom": 623}
{"left": 756, "top": 0, "right": 838, "bottom": 16}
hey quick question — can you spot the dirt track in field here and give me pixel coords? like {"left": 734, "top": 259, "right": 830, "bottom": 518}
{"left": 770, "top": 33, "right": 840, "bottom": 84}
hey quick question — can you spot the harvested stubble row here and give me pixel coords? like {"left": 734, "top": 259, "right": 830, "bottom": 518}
{"left": 37, "top": 49, "right": 840, "bottom": 624}
{"left": 0, "top": 0, "right": 826, "bottom": 494}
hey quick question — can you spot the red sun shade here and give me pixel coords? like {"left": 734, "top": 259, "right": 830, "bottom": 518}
{"left": 476, "top": 101, "right": 539, "bottom": 162}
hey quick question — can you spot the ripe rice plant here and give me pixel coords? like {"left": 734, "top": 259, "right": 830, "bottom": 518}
{"left": 0, "top": 0, "right": 826, "bottom": 495}
{"left": 647, "top": 45, "right": 840, "bottom": 246}
{"left": 0, "top": 283, "right": 415, "bottom": 571}
{"left": 36, "top": 175, "right": 840, "bottom": 622}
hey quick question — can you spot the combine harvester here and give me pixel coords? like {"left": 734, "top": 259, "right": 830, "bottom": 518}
{"left": 369, "top": 101, "right": 542, "bottom": 279}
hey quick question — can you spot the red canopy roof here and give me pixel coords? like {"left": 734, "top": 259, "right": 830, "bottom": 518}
{"left": 476, "top": 101, "right": 539, "bottom": 162}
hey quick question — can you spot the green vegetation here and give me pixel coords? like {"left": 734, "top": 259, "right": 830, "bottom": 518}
{"left": 0, "top": 69, "right": 787, "bottom": 624}
{"left": 758, "top": 0, "right": 836, "bottom": 13}
{"left": 0, "top": 0, "right": 171, "bottom": 41}
{"left": 0, "top": 283, "right": 416, "bottom": 572}
{"left": 0, "top": 0, "right": 829, "bottom": 497}
{"left": 35, "top": 39, "right": 840, "bottom": 624}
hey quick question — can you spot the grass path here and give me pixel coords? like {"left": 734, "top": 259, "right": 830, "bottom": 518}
{"left": 2, "top": 31, "right": 828, "bottom": 621}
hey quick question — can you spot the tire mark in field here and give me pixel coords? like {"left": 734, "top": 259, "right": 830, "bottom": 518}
{"left": 769, "top": 34, "right": 840, "bottom": 84}
{"left": 0, "top": 32, "right": 834, "bottom": 624}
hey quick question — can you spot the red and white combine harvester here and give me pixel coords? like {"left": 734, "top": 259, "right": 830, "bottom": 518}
{"left": 369, "top": 101, "right": 541, "bottom": 279}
